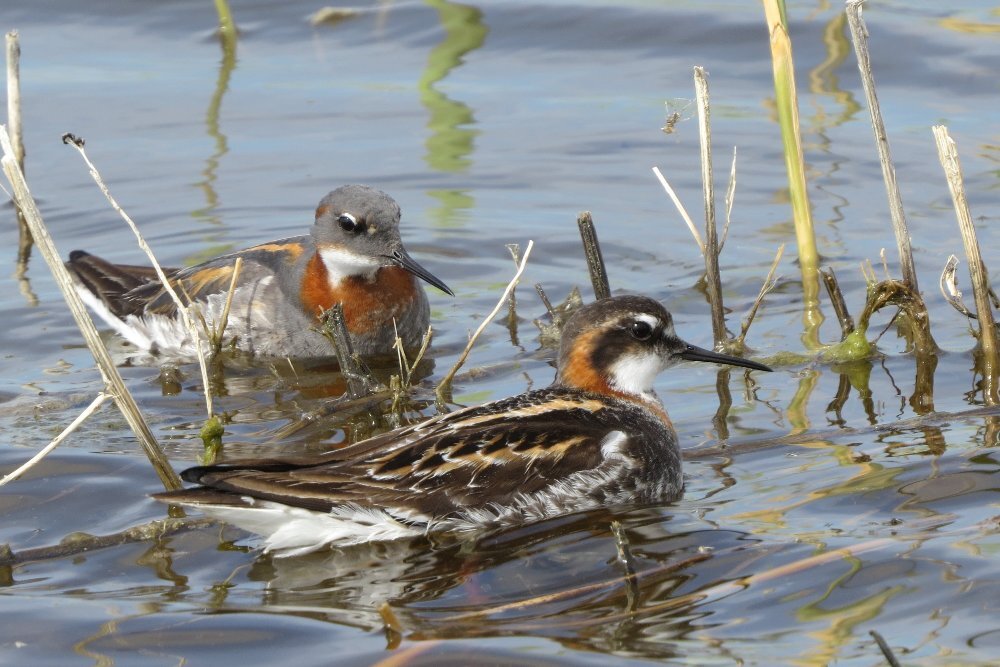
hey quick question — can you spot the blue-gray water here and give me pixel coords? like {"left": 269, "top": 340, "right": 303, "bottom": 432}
{"left": 1, "top": 1, "right": 999, "bottom": 664}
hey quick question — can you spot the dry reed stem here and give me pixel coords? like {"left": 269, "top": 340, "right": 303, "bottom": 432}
{"left": 694, "top": 66, "right": 727, "bottom": 348}
{"left": 933, "top": 125, "right": 999, "bottom": 402}
{"left": 6, "top": 30, "right": 32, "bottom": 267}
{"left": 435, "top": 240, "right": 534, "bottom": 404}
{"left": 0, "top": 393, "right": 110, "bottom": 487}
{"left": 577, "top": 212, "right": 610, "bottom": 300}
{"left": 0, "top": 126, "right": 181, "bottom": 490}
{"left": 61, "top": 134, "right": 216, "bottom": 418}
{"left": 5, "top": 32, "right": 23, "bottom": 170}
{"left": 652, "top": 166, "right": 703, "bottom": 251}
{"left": 212, "top": 255, "right": 243, "bottom": 356}
{"left": 845, "top": 0, "right": 918, "bottom": 292}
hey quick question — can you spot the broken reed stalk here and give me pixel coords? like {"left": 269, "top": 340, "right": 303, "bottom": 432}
{"left": 652, "top": 165, "right": 703, "bottom": 250}
{"left": 820, "top": 266, "right": 856, "bottom": 339}
{"left": 577, "top": 212, "right": 610, "bottom": 300}
{"left": 435, "top": 240, "right": 534, "bottom": 405}
{"left": 0, "top": 393, "right": 110, "bottom": 487}
{"left": 5, "top": 32, "right": 23, "bottom": 171}
{"left": 0, "top": 126, "right": 181, "bottom": 490}
{"left": 6, "top": 30, "right": 31, "bottom": 264}
{"left": 693, "top": 67, "right": 727, "bottom": 348}
{"left": 61, "top": 134, "right": 216, "bottom": 419}
{"left": 845, "top": 1, "right": 917, "bottom": 292}
{"left": 762, "top": 0, "right": 822, "bottom": 348}
{"left": 933, "top": 125, "right": 999, "bottom": 403}
{"left": 320, "top": 303, "right": 379, "bottom": 399}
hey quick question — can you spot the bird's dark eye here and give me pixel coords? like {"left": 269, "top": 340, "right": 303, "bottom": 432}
{"left": 338, "top": 214, "right": 359, "bottom": 232}
{"left": 629, "top": 320, "right": 654, "bottom": 341}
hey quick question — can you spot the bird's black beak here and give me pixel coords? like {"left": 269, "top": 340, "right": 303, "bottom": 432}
{"left": 388, "top": 248, "right": 454, "bottom": 296}
{"left": 678, "top": 343, "right": 772, "bottom": 372}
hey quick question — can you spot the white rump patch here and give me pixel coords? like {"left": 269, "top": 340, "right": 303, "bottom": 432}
{"left": 320, "top": 247, "right": 380, "bottom": 283}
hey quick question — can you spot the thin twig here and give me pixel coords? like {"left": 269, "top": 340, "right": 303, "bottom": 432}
{"left": 694, "top": 66, "right": 727, "bottom": 348}
{"left": 435, "top": 240, "right": 534, "bottom": 405}
{"left": 61, "top": 133, "right": 215, "bottom": 419}
{"left": 0, "top": 126, "right": 181, "bottom": 490}
{"left": 577, "top": 212, "right": 611, "bottom": 300}
{"left": 737, "top": 244, "right": 784, "bottom": 345}
{"left": 0, "top": 393, "right": 110, "bottom": 487}
{"left": 869, "top": 630, "right": 902, "bottom": 667}
{"left": 535, "top": 283, "right": 556, "bottom": 321}
{"left": 652, "top": 165, "right": 704, "bottom": 252}
{"left": 845, "top": 1, "right": 918, "bottom": 292}
{"left": 720, "top": 146, "right": 737, "bottom": 251}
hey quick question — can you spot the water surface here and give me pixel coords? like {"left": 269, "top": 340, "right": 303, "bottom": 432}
{"left": 1, "top": 1, "right": 999, "bottom": 664}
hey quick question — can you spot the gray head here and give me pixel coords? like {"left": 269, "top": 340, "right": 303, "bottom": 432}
{"left": 310, "top": 184, "right": 452, "bottom": 295}
{"left": 556, "top": 295, "right": 771, "bottom": 400}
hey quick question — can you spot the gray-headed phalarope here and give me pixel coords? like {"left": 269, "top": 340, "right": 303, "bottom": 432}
{"left": 67, "top": 184, "right": 453, "bottom": 359}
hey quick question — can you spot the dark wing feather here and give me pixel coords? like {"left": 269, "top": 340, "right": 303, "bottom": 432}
{"left": 67, "top": 250, "right": 179, "bottom": 317}
{"left": 168, "top": 388, "right": 623, "bottom": 518}
{"left": 126, "top": 237, "right": 308, "bottom": 316}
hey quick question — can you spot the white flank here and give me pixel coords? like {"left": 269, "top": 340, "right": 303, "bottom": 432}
{"left": 599, "top": 430, "right": 630, "bottom": 461}
{"left": 319, "top": 247, "right": 380, "bottom": 284}
{"left": 608, "top": 351, "right": 662, "bottom": 401}
{"left": 77, "top": 277, "right": 276, "bottom": 359}
{"left": 76, "top": 286, "right": 154, "bottom": 349}
{"left": 192, "top": 499, "right": 424, "bottom": 558}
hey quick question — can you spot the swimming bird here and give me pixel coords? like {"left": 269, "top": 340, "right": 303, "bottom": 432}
{"left": 67, "top": 184, "right": 453, "bottom": 359}
{"left": 154, "top": 295, "right": 772, "bottom": 556}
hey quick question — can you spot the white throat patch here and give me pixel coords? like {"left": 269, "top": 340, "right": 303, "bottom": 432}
{"left": 608, "top": 351, "right": 662, "bottom": 401}
{"left": 319, "top": 247, "right": 381, "bottom": 283}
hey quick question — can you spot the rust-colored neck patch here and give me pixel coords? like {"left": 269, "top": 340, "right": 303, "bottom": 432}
{"left": 299, "top": 252, "right": 418, "bottom": 335}
{"left": 558, "top": 328, "right": 615, "bottom": 395}
{"left": 558, "top": 328, "right": 672, "bottom": 428}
